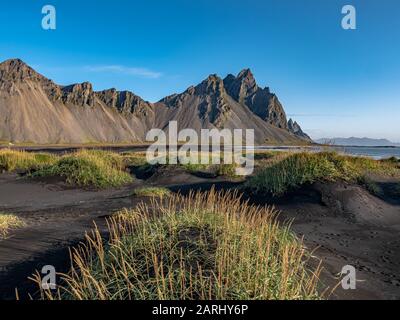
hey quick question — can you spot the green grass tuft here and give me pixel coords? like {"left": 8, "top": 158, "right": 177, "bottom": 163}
{"left": 0, "top": 149, "right": 57, "bottom": 172}
{"left": 132, "top": 186, "right": 172, "bottom": 197}
{"left": 245, "top": 152, "right": 399, "bottom": 196}
{"left": 121, "top": 152, "right": 148, "bottom": 167}
{"left": 32, "top": 190, "right": 322, "bottom": 300}
{"left": 215, "top": 163, "right": 237, "bottom": 177}
{"left": 0, "top": 212, "right": 26, "bottom": 238}
{"left": 182, "top": 163, "right": 211, "bottom": 173}
{"left": 32, "top": 150, "right": 132, "bottom": 188}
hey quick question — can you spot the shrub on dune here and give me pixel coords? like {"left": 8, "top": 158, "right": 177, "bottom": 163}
{"left": 32, "top": 189, "right": 322, "bottom": 300}
{"left": 132, "top": 186, "right": 172, "bottom": 197}
{"left": 121, "top": 152, "right": 148, "bottom": 167}
{"left": 246, "top": 153, "right": 341, "bottom": 196}
{"left": 245, "top": 152, "right": 399, "bottom": 196}
{"left": 182, "top": 162, "right": 210, "bottom": 173}
{"left": 0, "top": 149, "right": 56, "bottom": 172}
{"left": 215, "top": 163, "right": 238, "bottom": 177}
{"left": 0, "top": 212, "right": 25, "bottom": 238}
{"left": 32, "top": 150, "right": 132, "bottom": 188}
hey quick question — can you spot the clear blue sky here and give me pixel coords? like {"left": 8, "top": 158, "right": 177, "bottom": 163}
{"left": 0, "top": 0, "right": 399, "bottom": 141}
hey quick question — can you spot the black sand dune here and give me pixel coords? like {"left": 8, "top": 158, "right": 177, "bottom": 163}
{"left": 0, "top": 167, "right": 399, "bottom": 300}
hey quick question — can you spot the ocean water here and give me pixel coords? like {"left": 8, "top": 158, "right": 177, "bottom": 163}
{"left": 253, "top": 146, "right": 400, "bottom": 160}
{"left": 332, "top": 146, "right": 400, "bottom": 160}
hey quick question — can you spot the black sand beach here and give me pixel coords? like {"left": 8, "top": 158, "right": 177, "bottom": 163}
{"left": 0, "top": 165, "right": 399, "bottom": 300}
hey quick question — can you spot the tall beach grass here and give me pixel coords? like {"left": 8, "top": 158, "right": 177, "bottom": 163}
{"left": 0, "top": 212, "right": 25, "bottom": 238}
{"left": 31, "top": 189, "right": 322, "bottom": 300}
{"left": 245, "top": 152, "right": 399, "bottom": 196}
{"left": 33, "top": 150, "right": 133, "bottom": 188}
{"left": 0, "top": 149, "right": 56, "bottom": 172}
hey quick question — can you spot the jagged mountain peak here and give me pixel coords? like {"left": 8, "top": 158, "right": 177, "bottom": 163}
{"left": 0, "top": 58, "right": 45, "bottom": 83}
{"left": 95, "top": 88, "right": 152, "bottom": 115}
{"left": 0, "top": 58, "right": 29, "bottom": 69}
{"left": 60, "top": 82, "right": 95, "bottom": 107}
{"left": 237, "top": 68, "right": 257, "bottom": 93}
{"left": 223, "top": 68, "right": 288, "bottom": 129}
{"left": 288, "top": 118, "right": 311, "bottom": 141}
{"left": 62, "top": 81, "right": 93, "bottom": 92}
{"left": 236, "top": 68, "right": 255, "bottom": 82}
{"left": 0, "top": 59, "right": 311, "bottom": 144}
{"left": 194, "top": 74, "right": 225, "bottom": 95}
{"left": 226, "top": 68, "right": 271, "bottom": 94}
{"left": 223, "top": 68, "right": 258, "bottom": 100}
{"left": 0, "top": 59, "right": 61, "bottom": 97}
{"left": 204, "top": 73, "right": 224, "bottom": 85}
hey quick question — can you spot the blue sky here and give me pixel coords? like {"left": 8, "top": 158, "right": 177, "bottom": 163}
{"left": 0, "top": 0, "right": 399, "bottom": 141}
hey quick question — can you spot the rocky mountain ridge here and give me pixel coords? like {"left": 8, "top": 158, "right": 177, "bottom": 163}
{"left": 0, "top": 58, "right": 310, "bottom": 144}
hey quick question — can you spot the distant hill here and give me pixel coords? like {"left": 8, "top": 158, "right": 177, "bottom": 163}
{"left": 315, "top": 137, "right": 400, "bottom": 147}
{"left": 0, "top": 59, "right": 310, "bottom": 145}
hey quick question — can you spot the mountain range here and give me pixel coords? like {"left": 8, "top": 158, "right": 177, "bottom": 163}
{"left": 315, "top": 137, "right": 400, "bottom": 147}
{"left": 0, "top": 59, "right": 310, "bottom": 145}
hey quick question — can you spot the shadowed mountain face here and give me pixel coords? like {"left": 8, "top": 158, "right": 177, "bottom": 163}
{"left": 288, "top": 118, "right": 311, "bottom": 140}
{"left": 0, "top": 59, "right": 310, "bottom": 144}
{"left": 223, "top": 69, "right": 288, "bottom": 130}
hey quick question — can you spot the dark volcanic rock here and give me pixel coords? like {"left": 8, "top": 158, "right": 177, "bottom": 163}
{"left": 223, "top": 69, "right": 258, "bottom": 103}
{"left": 223, "top": 69, "right": 288, "bottom": 129}
{"left": 0, "top": 59, "right": 43, "bottom": 83}
{"left": 195, "top": 74, "right": 226, "bottom": 96}
{"left": 288, "top": 118, "right": 311, "bottom": 141}
{"left": 194, "top": 75, "right": 231, "bottom": 128}
{"left": 0, "top": 59, "right": 60, "bottom": 98}
{"left": 0, "top": 58, "right": 310, "bottom": 144}
{"left": 160, "top": 75, "right": 231, "bottom": 128}
{"left": 61, "top": 82, "right": 95, "bottom": 107}
{"left": 96, "top": 89, "right": 152, "bottom": 115}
